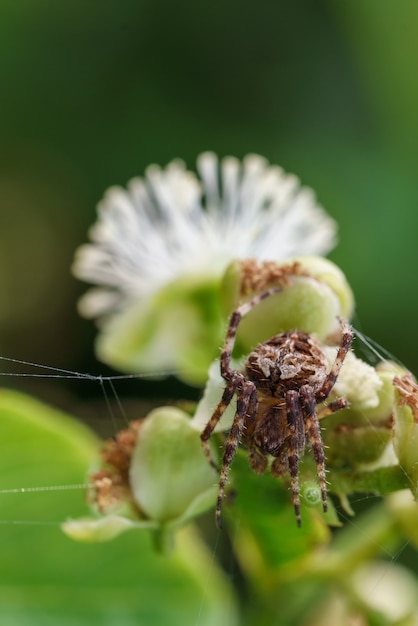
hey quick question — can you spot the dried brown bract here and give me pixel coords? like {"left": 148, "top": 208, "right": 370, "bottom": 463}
{"left": 89, "top": 419, "right": 143, "bottom": 514}
{"left": 394, "top": 373, "right": 418, "bottom": 422}
{"left": 238, "top": 259, "right": 307, "bottom": 299}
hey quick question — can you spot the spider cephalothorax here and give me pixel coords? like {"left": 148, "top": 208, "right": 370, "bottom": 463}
{"left": 201, "top": 287, "right": 353, "bottom": 527}
{"left": 245, "top": 331, "right": 329, "bottom": 396}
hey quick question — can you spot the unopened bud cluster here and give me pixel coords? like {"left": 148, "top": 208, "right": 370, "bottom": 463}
{"left": 64, "top": 256, "right": 418, "bottom": 543}
{"left": 63, "top": 407, "right": 218, "bottom": 544}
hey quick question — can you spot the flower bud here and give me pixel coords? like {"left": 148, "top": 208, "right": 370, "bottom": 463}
{"left": 392, "top": 373, "right": 418, "bottom": 498}
{"left": 323, "top": 360, "right": 397, "bottom": 470}
{"left": 63, "top": 406, "right": 218, "bottom": 547}
{"left": 220, "top": 257, "right": 354, "bottom": 354}
{"left": 129, "top": 406, "right": 218, "bottom": 522}
{"left": 290, "top": 255, "right": 354, "bottom": 320}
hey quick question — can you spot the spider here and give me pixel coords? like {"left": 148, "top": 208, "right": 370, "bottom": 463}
{"left": 201, "top": 286, "right": 353, "bottom": 527}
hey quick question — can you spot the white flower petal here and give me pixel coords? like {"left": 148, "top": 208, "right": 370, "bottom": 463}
{"left": 73, "top": 152, "right": 337, "bottom": 319}
{"left": 77, "top": 288, "right": 122, "bottom": 318}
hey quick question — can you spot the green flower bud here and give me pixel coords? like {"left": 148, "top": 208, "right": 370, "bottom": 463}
{"left": 220, "top": 257, "right": 354, "bottom": 355}
{"left": 392, "top": 373, "right": 418, "bottom": 498}
{"left": 322, "top": 356, "right": 405, "bottom": 470}
{"left": 290, "top": 255, "right": 354, "bottom": 320}
{"left": 386, "top": 490, "right": 418, "bottom": 547}
{"left": 325, "top": 423, "right": 393, "bottom": 470}
{"left": 129, "top": 407, "right": 218, "bottom": 523}
{"left": 323, "top": 360, "right": 404, "bottom": 471}
{"left": 63, "top": 406, "right": 218, "bottom": 549}
{"left": 362, "top": 361, "right": 407, "bottom": 423}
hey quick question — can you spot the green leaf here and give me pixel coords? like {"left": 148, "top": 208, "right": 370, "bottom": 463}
{"left": 223, "top": 452, "right": 331, "bottom": 577}
{"left": 0, "top": 389, "right": 238, "bottom": 625}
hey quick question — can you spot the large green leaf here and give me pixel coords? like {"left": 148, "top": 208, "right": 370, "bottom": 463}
{"left": 0, "top": 389, "right": 238, "bottom": 625}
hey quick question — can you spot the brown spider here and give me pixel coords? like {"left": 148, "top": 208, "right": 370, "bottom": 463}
{"left": 201, "top": 287, "right": 353, "bottom": 527}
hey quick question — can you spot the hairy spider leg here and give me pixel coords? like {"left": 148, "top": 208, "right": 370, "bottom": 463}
{"left": 219, "top": 287, "right": 284, "bottom": 379}
{"left": 317, "top": 397, "right": 349, "bottom": 420}
{"left": 294, "top": 321, "right": 352, "bottom": 516}
{"left": 201, "top": 374, "right": 257, "bottom": 525}
{"left": 315, "top": 319, "right": 353, "bottom": 403}
{"left": 285, "top": 390, "right": 304, "bottom": 526}
{"left": 201, "top": 382, "right": 238, "bottom": 471}
{"left": 214, "top": 381, "right": 257, "bottom": 528}
{"left": 201, "top": 286, "right": 284, "bottom": 523}
{"left": 299, "top": 384, "right": 328, "bottom": 514}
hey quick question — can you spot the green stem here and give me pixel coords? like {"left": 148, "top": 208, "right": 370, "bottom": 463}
{"left": 151, "top": 526, "right": 175, "bottom": 555}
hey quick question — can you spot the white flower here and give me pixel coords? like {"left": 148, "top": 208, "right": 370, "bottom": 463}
{"left": 72, "top": 152, "right": 338, "bottom": 384}
{"left": 73, "top": 152, "right": 337, "bottom": 318}
{"left": 323, "top": 347, "right": 383, "bottom": 411}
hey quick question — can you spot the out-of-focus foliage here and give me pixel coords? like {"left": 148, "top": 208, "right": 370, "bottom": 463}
{"left": 0, "top": 390, "right": 238, "bottom": 624}
{"left": 1, "top": 0, "right": 418, "bottom": 389}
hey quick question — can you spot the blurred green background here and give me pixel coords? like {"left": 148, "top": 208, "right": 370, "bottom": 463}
{"left": 1, "top": 0, "right": 418, "bottom": 404}
{"left": 1, "top": 2, "right": 418, "bottom": 623}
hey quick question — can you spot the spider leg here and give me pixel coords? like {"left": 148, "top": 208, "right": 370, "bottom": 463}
{"left": 204, "top": 286, "right": 283, "bottom": 527}
{"left": 201, "top": 381, "right": 239, "bottom": 471}
{"left": 317, "top": 397, "right": 349, "bottom": 420}
{"left": 316, "top": 319, "right": 353, "bottom": 403}
{"left": 204, "top": 288, "right": 281, "bottom": 466}
{"left": 215, "top": 381, "right": 257, "bottom": 528}
{"left": 220, "top": 287, "right": 283, "bottom": 379}
{"left": 300, "top": 385, "right": 328, "bottom": 513}
{"left": 285, "top": 390, "right": 304, "bottom": 527}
